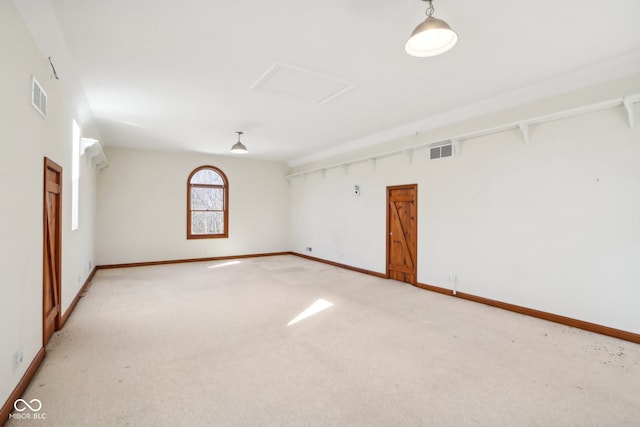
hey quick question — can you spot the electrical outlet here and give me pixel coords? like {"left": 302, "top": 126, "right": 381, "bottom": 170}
{"left": 447, "top": 274, "right": 458, "bottom": 284}
{"left": 306, "top": 247, "right": 312, "bottom": 252}
{"left": 12, "top": 348, "right": 23, "bottom": 373}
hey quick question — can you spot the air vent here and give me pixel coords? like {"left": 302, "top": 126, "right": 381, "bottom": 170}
{"left": 31, "top": 76, "right": 47, "bottom": 118}
{"left": 430, "top": 142, "right": 453, "bottom": 160}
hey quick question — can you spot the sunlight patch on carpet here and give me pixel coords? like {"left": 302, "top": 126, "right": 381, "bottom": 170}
{"left": 208, "top": 261, "right": 241, "bottom": 269}
{"left": 287, "top": 298, "right": 334, "bottom": 326}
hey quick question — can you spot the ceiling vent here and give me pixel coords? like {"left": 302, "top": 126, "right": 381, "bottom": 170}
{"left": 31, "top": 76, "right": 47, "bottom": 118}
{"left": 429, "top": 141, "right": 453, "bottom": 160}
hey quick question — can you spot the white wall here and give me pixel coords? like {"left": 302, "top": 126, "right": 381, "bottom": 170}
{"left": 0, "top": 0, "right": 97, "bottom": 408}
{"left": 290, "top": 86, "right": 640, "bottom": 334}
{"left": 96, "top": 147, "right": 290, "bottom": 265}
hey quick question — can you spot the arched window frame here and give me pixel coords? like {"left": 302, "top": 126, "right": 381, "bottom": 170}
{"left": 187, "top": 165, "right": 229, "bottom": 239}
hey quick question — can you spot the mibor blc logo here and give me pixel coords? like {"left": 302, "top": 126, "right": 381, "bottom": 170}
{"left": 8, "top": 398, "right": 47, "bottom": 420}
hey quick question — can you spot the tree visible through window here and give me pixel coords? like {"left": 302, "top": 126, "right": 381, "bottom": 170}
{"left": 187, "top": 166, "right": 228, "bottom": 239}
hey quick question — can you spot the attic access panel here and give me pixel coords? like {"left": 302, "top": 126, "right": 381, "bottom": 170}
{"left": 252, "top": 63, "right": 354, "bottom": 104}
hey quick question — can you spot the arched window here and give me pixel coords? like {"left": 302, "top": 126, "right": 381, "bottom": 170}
{"left": 187, "top": 166, "right": 229, "bottom": 239}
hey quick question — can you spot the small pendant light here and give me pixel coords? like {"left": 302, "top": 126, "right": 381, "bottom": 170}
{"left": 405, "top": 0, "right": 458, "bottom": 57}
{"left": 230, "top": 131, "right": 248, "bottom": 153}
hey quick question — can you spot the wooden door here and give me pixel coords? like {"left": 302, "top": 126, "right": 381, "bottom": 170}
{"left": 43, "top": 158, "right": 62, "bottom": 346}
{"left": 387, "top": 184, "right": 417, "bottom": 284}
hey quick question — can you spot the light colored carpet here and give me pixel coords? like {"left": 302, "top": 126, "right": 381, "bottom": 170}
{"left": 7, "top": 255, "right": 640, "bottom": 426}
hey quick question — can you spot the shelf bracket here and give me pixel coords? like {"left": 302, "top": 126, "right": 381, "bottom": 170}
{"left": 404, "top": 149, "right": 413, "bottom": 165}
{"left": 623, "top": 97, "right": 635, "bottom": 128}
{"left": 451, "top": 139, "right": 462, "bottom": 156}
{"left": 518, "top": 123, "right": 530, "bottom": 144}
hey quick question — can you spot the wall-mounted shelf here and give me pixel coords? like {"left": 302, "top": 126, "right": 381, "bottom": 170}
{"left": 286, "top": 93, "right": 639, "bottom": 181}
{"left": 80, "top": 138, "right": 108, "bottom": 171}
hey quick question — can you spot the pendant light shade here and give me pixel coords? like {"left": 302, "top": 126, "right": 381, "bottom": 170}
{"left": 405, "top": 0, "right": 457, "bottom": 57}
{"left": 230, "top": 131, "right": 248, "bottom": 153}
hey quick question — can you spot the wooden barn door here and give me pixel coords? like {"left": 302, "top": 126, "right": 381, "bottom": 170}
{"left": 387, "top": 184, "right": 417, "bottom": 284}
{"left": 43, "top": 158, "right": 62, "bottom": 346}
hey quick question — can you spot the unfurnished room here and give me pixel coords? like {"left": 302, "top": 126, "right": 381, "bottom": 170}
{"left": 1, "top": 0, "right": 640, "bottom": 426}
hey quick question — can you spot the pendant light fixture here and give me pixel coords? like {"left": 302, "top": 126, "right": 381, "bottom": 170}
{"left": 230, "top": 131, "right": 248, "bottom": 153}
{"left": 405, "top": 0, "right": 458, "bottom": 57}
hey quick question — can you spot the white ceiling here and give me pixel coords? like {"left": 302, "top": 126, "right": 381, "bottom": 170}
{"left": 14, "top": 0, "right": 640, "bottom": 164}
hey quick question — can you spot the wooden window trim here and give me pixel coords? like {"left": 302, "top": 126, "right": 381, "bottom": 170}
{"left": 187, "top": 165, "right": 229, "bottom": 239}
